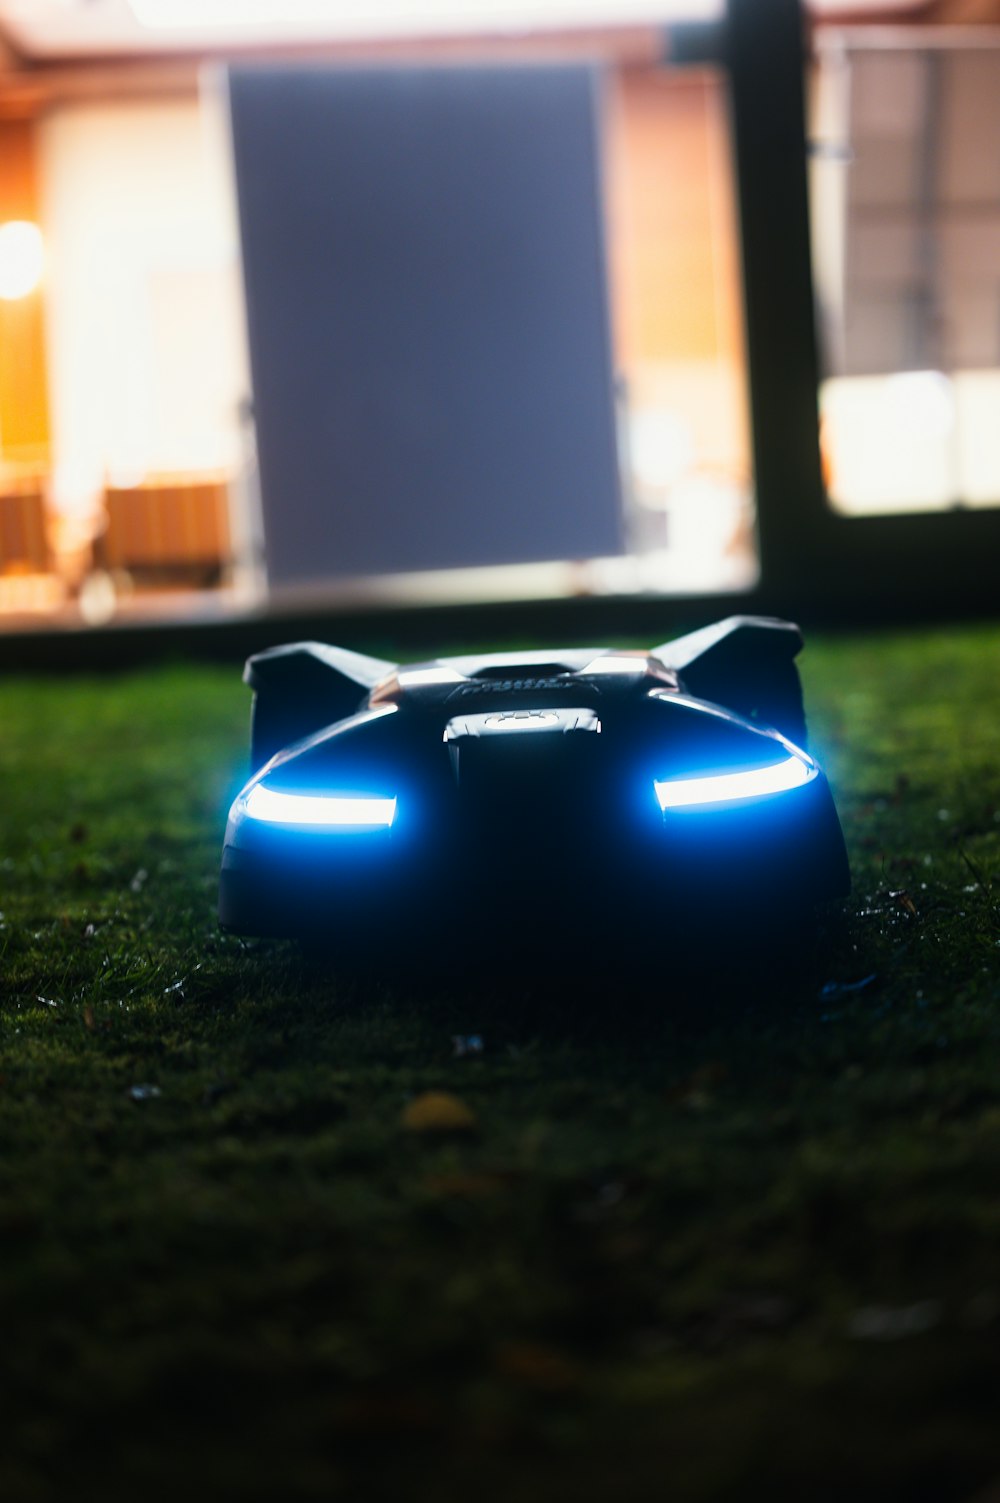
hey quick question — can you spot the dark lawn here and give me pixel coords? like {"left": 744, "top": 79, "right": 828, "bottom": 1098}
{"left": 1, "top": 623, "right": 999, "bottom": 1501}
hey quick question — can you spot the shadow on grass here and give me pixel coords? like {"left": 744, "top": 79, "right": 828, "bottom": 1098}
{"left": 231, "top": 899, "right": 853, "bottom": 1061}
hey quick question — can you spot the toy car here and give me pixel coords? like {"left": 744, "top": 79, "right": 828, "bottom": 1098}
{"left": 219, "top": 616, "right": 849, "bottom": 952}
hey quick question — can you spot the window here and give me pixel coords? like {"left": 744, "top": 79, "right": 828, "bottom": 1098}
{"left": 812, "top": 33, "right": 1000, "bottom": 516}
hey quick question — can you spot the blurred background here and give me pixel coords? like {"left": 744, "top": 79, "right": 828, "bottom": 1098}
{"left": 0, "top": 0, "right": 997, "bottom": 633}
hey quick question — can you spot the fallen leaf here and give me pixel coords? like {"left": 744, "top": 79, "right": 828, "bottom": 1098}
{"left": 422, "top": 1172, "right": 505, "bottom": 1197}
{"left": 402, "top": 1091, "right": 477, "bottom": 1135}
{"left": 495, "top": 1341, "right": 581, "bottom": 1392}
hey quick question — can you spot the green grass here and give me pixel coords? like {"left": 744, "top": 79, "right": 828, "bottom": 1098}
{"left": 2, "top": 624, "right": 999, "bottom": 1501}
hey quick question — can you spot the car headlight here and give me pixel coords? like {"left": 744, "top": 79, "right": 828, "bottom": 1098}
{"left": 243, "top": 785, "right": 397, "bottom": 828}
{"left": 654, "top": 753, "right": 816, "bottom": 811}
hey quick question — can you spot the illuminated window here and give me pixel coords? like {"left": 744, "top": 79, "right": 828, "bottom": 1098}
{"left": 811, "top": 33, "right": 1000, "bottom": 516}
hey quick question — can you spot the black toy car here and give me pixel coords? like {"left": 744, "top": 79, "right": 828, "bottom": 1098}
{"left": 219, "top": 616, "right": 848, "bottom": 952}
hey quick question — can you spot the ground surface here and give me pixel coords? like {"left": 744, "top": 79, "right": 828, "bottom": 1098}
{"left": 2, "top": 623, "right": 999, "bottom": 1501}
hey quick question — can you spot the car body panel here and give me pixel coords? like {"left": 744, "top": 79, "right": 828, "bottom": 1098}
{"left": 219, "top": 618, "right": 850, "bottom": 952}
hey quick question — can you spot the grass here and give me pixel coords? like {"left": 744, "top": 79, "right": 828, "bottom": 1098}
{"left": 1, "top": 623, "right": 999, "bottom": 1501}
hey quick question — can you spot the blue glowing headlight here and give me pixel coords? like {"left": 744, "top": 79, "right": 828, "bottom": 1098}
{"left": 654, "top": 753, "right": 816, "bottom": 811}
{"left": 243, "top": 785, "right": 397, "bottom": 828}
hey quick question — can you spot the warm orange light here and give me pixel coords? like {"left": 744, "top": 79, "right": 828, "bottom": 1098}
{"left": 0, "top": 221, "right": 44, "bottom": 301}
